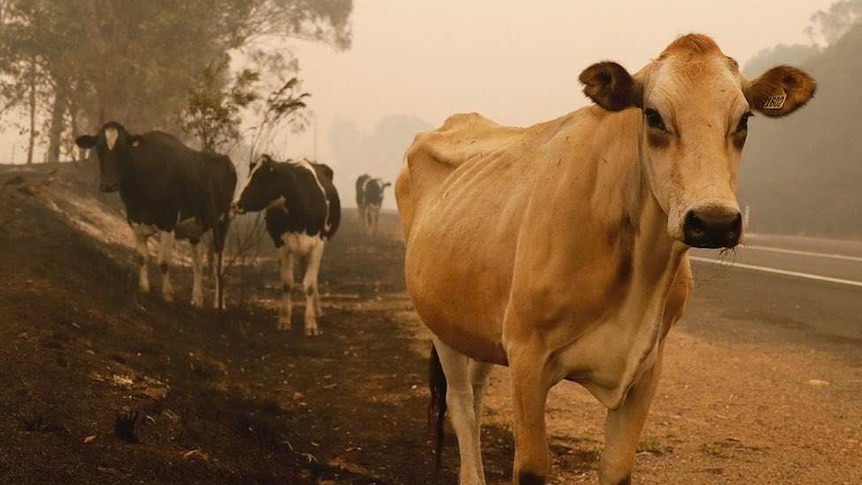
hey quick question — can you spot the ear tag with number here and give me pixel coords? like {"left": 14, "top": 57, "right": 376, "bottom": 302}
{"left": 762, "top": 92, "right": 787, "bottom": 110}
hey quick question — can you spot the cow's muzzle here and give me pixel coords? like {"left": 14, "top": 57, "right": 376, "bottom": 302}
{"left": 682, "top": 206, "right": 742, "bottom": 249}
{"left": 229, "top": 202, "right": 244, "bottom": 216}
{"left": 100, "top": 183, "right": 120, "bottom": 193}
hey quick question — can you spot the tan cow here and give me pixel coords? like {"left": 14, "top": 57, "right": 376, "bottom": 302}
{"left": 396, "top": 34, "right": 815, "bottom": 485}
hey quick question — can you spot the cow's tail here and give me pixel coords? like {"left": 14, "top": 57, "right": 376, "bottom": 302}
{"left": 428, "top": 343, "right": 447, "bottom": 472}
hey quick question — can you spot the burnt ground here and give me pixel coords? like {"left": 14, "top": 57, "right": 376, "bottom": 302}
{"left": 1, "top": 162, "right": 861, "bottom": 485}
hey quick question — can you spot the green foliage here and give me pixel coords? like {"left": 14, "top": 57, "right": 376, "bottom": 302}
{"left": 178, "top": 56, "right": 261, "bottom": 152}
{"left": 739, "top": 22, "right": 862, "bottom": 238}
{"left": 245, "top": 76, "right": 310, "bottom": 161}
{"left": 742, "top": 44, "right": 820, "bottom": 78}
{"left": 806, "top": 0, "right": 862, "bottom": 46}
{"left": 0, "top": 0, "right": 353, "bottom": 159}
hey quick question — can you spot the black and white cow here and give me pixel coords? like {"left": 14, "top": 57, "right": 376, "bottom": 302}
{"left": 75, "top": 121, "right": 237, "bottom": 309}
{"left": 355, "top": 174, "right": 391, "bottom": 236}
{"left": 231, "top": 154, "right": 341, "bottom": 335}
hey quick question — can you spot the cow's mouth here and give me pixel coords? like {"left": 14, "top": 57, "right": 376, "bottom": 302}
{"left": 100, "top": 183, "right": 120, "bottom": 193}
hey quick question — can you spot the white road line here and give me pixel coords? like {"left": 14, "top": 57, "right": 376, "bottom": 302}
{"left": 743, "top": 245, "right": 862, "bottom": 263}
{"left": 690, "top": 256, "right": 862, "bottom": 289}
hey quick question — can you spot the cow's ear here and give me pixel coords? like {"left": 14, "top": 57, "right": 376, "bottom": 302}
{"left": 745, "top": 65, "right": 816, "bottom": 118}
{"left": 75, "top": 135, "right": 97, "bottom": 149}
{"left": 579, "top": 61, "right": 642, "bottom": 111}
{"left": 129, "top": 135, "right": 143, "bottom": 148}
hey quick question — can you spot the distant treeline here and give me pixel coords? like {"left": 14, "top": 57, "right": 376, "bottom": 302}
{"left": 0, "top": 0, "right": 352, "bottom": 163}
{"left": 740, "top": 16, "right": 862, "bottom": 239}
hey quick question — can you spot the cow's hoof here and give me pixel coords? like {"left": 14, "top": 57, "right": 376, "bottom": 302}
{"left": 304, "top": 327, "right": 320, "bottom": 336}
{"left": 278, "top": 318, "right": 292, "bottom": 331}
{"left": 191, "top": 296, "right": 204, "bottom": 308}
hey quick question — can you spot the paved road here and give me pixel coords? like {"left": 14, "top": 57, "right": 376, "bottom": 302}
{"left": 684, "top": 233, "right": 862, "bottom": 347}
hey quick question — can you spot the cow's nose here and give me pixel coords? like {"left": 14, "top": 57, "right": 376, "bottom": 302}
{"left": 100, "top": 183, "right": 119, "bottom": 193}
{"left": 229, "top": 201, "right": 243, "bottom": 215}
{"left": 682, "top": 206, "right": 742, "bottom": 248}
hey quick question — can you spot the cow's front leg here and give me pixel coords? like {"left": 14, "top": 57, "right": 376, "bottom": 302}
{"left": 509, "top": 347, "right": 555, "bottom": 485}
{"left": 599, "top": 352, "right": 663, "bottom": 485}
{"left": 278, "top": 246, "right": 295, "bottom": 330}
{"left": 190, "top": 241, "right": 204, "bottom": 308}
{"left": 371, "top": 206, "right": 380, "bottom": 237}
{"left": 301, "top": 239, "right": 325, "bottom": 336}
{"left": 132, "top": 225, "right": 152, "bottom": 294}
{"left": 157, "top": 231, "right": 175, "bottom": 302}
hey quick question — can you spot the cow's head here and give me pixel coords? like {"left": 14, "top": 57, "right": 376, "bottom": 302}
{"left": 231, "top": 154, "right": 283, "bottom": 214}
{"left": 579, "top": 34, "right": 815, "bottom": 248}
{"left": 75, "top": 121, "right": 142, "bottom": 193}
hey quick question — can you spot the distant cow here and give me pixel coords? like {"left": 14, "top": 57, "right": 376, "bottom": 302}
{"left": 231, "top": 154, "right": 341, "bottom": 335}
{"left": 355, "top": 174, "right": 391, "bottom": 236}
{"left": 397, "top": 34, "right": 815, "bottom": 484}
{"left": 75, "top": 121, "right": 236, "bottom": 309}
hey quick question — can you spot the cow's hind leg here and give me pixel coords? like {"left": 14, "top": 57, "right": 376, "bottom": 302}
{"left": 278, "top": 246, "right": 295, "bottom": 331}
{"left": 433, "top": 337, "right": 492, "bottom": 485}
{"left": 190, "top": 240, "right": 204, "bottom": 308}
{"left": 157, "top": 231, "right": 175, "bottom": 302}
{"left": 301, "top": 239, "right": 325, "bottom": 336}
{"left": 599, "top": 352, "right": 663, "bottom": 485}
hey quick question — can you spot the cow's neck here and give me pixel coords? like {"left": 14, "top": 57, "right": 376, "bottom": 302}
{"left": 552, "top": 108, "right": 688, "bottom": 408}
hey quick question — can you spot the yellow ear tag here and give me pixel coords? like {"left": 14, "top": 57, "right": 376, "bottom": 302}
{"left": 762, "top": 92, "right": 787, "bottom": 110}
{"left": 131, "top": 140, "right": 140, "bottom": 148}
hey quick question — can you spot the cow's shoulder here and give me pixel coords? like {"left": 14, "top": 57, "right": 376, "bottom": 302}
{"left": 312, "top": 163, "right": 335, "bottom": 184}
{"left": 406, "top": 112, "right": 520, "bottom": 169}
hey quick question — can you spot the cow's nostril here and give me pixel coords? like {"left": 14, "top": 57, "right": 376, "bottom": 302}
{"left": 683, "top": 207, "right": 742, "bottom": 249}
{"left": 684, "top": 211, "right": 706, "bottom": 238}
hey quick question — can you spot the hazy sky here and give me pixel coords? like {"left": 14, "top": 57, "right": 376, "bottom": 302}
{"left": 289, "top": 0, "right": 832, "bottom": 143}
{"left": 0, "top": 0, "right": 836, "bottom": 207}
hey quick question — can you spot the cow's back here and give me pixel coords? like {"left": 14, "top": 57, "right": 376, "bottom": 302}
{"left": 128, "top": 131, "right": 235, "bottom": 232}
{"left": 396, "top": 111, "right": 583, "bottom": 362}
{"left": 355, "top": 174, "right": 370, "bottom": 208}
{"left": 264, "top": 162, "right": 340, "bottom": 245}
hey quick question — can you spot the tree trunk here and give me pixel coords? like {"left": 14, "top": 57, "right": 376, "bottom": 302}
{"left": 47, "top": 82, "right": 68, "bottom": 163}
{"left": 26, "top": 55, "right": 37, "bottom": 165}
{"left": 69, "top": 107, "right": 84, "bottom": 162}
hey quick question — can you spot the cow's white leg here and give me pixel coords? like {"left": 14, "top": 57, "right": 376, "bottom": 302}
{"left": 278, "top": 245, "right": 295, "bottom": 330}
{"left": 132, "top": 225, "right": 153, "bottom": 294}
{"left": 301, "top": 238, "right": 325, "bottom": 336}
{"left": 190, "top": 241, "right": 204, "bottom": 308}
{"left": 509, "top": 346, "right": 555, "bottom": 485}
{"left": 157, "top": 231, "right": 175, "bottom": 302}
{"left": 433, "top": 338, "right": 491, "bottom": 485}
{"left": 373, "top": 205, "right": 382, "bottom": 237}
{"left": 599, "top": 352, "right": 663, "bottom": 485}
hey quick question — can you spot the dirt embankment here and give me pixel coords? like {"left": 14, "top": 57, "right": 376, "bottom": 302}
{"left": 0, "top": 162, "right": 860, "bottom": 485}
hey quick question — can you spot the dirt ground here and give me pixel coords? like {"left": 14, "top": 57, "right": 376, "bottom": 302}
{"left": 0, "top": 162, "right": 860, "bottom": 484}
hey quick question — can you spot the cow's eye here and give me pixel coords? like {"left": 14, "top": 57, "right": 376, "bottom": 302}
{"left": 645, "top": 108, "right": 667, "bottom": 131}
{"left": 735, "top": 112, "right": 753, "bottom": 133}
